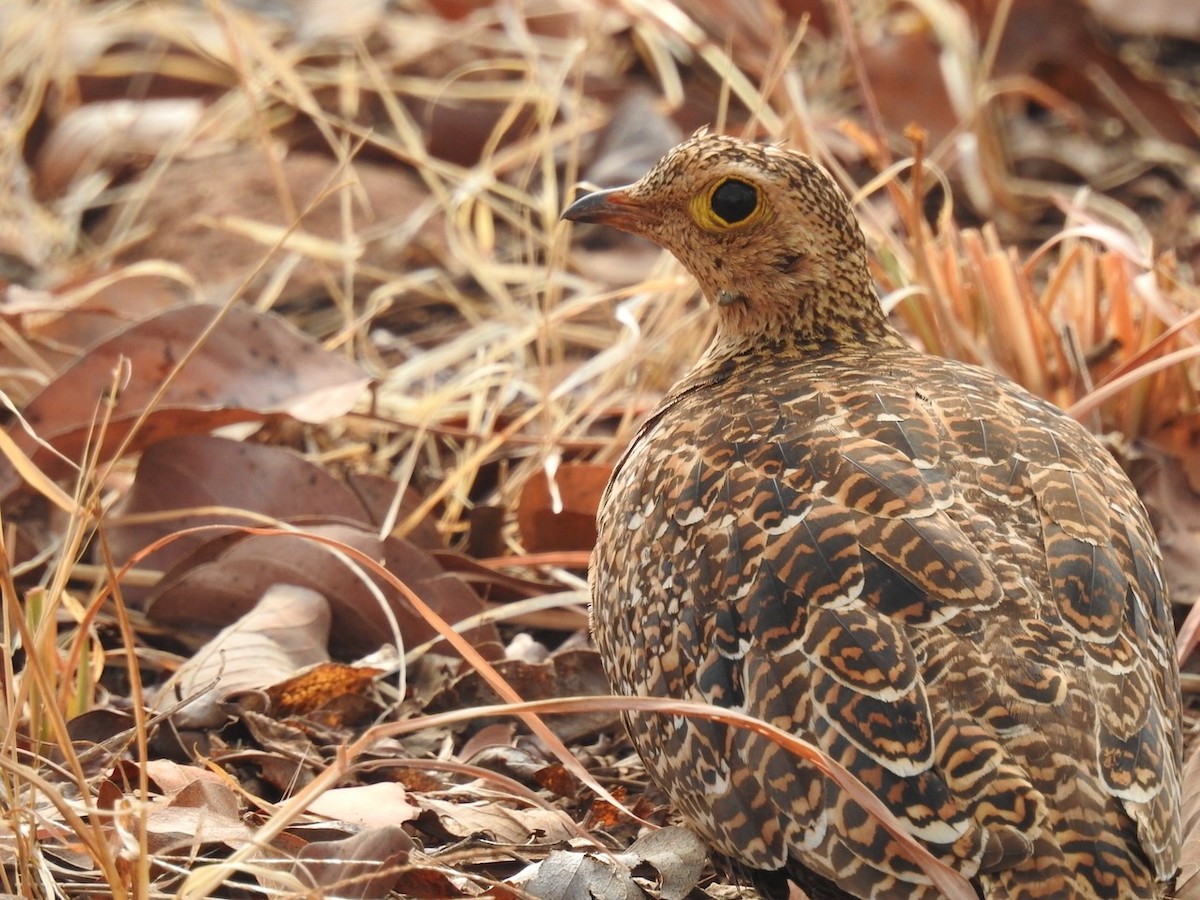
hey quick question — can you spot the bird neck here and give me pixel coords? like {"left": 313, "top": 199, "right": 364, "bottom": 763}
{"left": 705, "top": 282, "right": 900, "bottom": 353}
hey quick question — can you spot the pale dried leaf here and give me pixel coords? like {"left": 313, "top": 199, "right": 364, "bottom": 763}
{"left": 621, "top": 826, "right": 708, "bottom": 900}
{"left": 582, "top": 89, "right": 683, "bottom": 190}
{"left": 305, "top": 783, "right": 419, "bottom": 829}
{"left": 143, "top": 779, "right": 252, "bottom": 853}
{"left": 143, "top": 760, "right": 233, "bottom": 795}
{"left": 1086, "top": 0, "right": 1200, "bottom": 36}
{"left": 521, "top": 850, "right": 646, "bottom": 900}
{"left": 156, "top": 584, "right": 331, "bottom": 728}
{"left": 35, "top": 98, "right": 207, "bottom": 196}
{"left": 415, "top": 796, "right": 575, "bottom": 844}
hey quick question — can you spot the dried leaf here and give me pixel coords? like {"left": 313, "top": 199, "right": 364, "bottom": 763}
{"left": 306, "top": 783, "right": 420, "bottom": 830}
{"left": 107, "top": 434, "right": 376, "bottom": 576}
{"left": 264, "top": 662, "right": 381, "bottom": 719}
{"left": 390, "top": 867, "right": 464, "bottom": 899}
{"left": 415, "top": 797, "right": 575, "bottom": 844}
{"left": 432, "top": 551, "right": 560, "bottom": 604}
{"left": 156, "top": 584, "right": 331, "bottom": 728}
{"left": 347, "top": 471, "right": 446, "bottom": 549}
{"left": 35, "top": 98, "right": 207, "bottom": 196}
{"left": 427, "top": 647, "right": 614, "bottom": 744}
{"left": 145, "top": 522, "right": 500, "bottom": 659}
{"left": 1086, "top": 0, "right": 1200, "bottom": 37}
{"left": 622, "top": 826, "right": 707, "bottom": 900}
{"left": 582, "top": 89, "right": 683, "bottom": 191}
{"left": 1134, "top": 450, "right": 1200, "bottom": 616}
{"left": 0, "top": 273, "right": 186, "bottom": 387}
{"left": 142, "top": 760, "right": 232, "bottom": 795}
{"left": 0, "top": 304, "right": 371, "bottom": 497}
{"left": 142, "top": 777, "right": 252, "bottom": 854}
{"left": 521, "top": 850, "right": 645, "bottom": 900}
{"left": 288, "top": 826, "right": 415, "bottom": 900}
{"left": 99, "top": 148, "right": 444, "bottom": 299}
{"left": 532, "top": 764, "right": 577, "bottom": 799}
{"left": 517, "top": 463, "right": 611, "bottom": 553}
{"left": 458, "top": 722, "right": 518, "bottom": 763}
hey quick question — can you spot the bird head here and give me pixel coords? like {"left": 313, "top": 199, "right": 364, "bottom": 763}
{"left": 563, "top": 130, "right": 890, "bottom": 345}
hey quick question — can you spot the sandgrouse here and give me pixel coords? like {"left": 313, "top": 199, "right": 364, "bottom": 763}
{"left": 563, "top": 131, "right": 1182, "bottom": 899}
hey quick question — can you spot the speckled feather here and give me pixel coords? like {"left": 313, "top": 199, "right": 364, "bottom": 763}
{"left": 565, "top": 131, "right": 1182, "bottom": 899}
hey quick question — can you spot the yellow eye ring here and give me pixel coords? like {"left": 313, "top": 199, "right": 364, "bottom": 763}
{"left": 690, "top": 177, "right": 767, "bottom": 232}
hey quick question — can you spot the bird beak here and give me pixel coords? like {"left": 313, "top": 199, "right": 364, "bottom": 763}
{"left": 562, "top": 186, "right": 656, "bottom": 233}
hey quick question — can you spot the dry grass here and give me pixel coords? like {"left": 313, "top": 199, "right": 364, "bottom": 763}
{"left": 0, "top": 0, "right": 1196, "bottom": 895}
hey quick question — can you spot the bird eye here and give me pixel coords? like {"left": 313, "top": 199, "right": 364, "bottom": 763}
{"left": 709, "top": 178, "right": 758, "bottom": 225}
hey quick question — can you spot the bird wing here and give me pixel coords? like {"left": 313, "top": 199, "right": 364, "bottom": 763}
{"left": 593, "top": 352, "right": 1179, "bottom": 896}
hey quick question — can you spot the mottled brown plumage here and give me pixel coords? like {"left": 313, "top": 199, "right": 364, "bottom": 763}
{"left": 563, "top": 131, "right": 1182, "bottom": 899}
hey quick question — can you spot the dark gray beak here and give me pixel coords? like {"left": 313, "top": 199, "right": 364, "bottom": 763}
{"left": 562, "top": 186, "right": 656, "bottom": 233}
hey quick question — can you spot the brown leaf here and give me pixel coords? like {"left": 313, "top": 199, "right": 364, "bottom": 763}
{"left": 390, "top": 867, "right": 465, "bottom": 899}
{"left": 517, "top": 463, "right": 611, "bottom": 554}
{"left": 532, "top": 764, "right": 577, "bottom": 799}
{"left": 347, "top": 471, "right": 446, "bottom": 549}
{"left": 234, "top": 716, "right": 324, "bottom": 790}
{"left": 107, "top": 434, "right": 376, "bottom": 577}
{"left": 0, "top": 274, "right": 185, "bottom": 391}
{"left": 585, "top": 786, "right": 628, "bottom": 830}
{"left": 288, "top": 826, "right": 416, "bottom": 900}
{"left": 863, "top": 0, "right": 1198, "bottom": 146}
{"left": 466, "top": 504, "right": 506, "bottom": 559}
{"left": 413, "top": 96, "right": 539, "bottom": 169}
{"left": 0, "top": 304, "right": 370, "bottom": 497}
{"left": 427, "top": 647, "right": 614, "bottom": 744}
{"left": 145, "top": 522, "right": 500, "bottom": 659}
{"left": 1133, "top": 450, "right": 1200, "bottom": 619}
{"left": 860, "top": 23, "right": 957, "bottom": 145}
{"left": 432, "top": 551, "right": 559, "bottom": 604}
{"left": 67, "top": 708, "right": 138, "bottom": 749}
